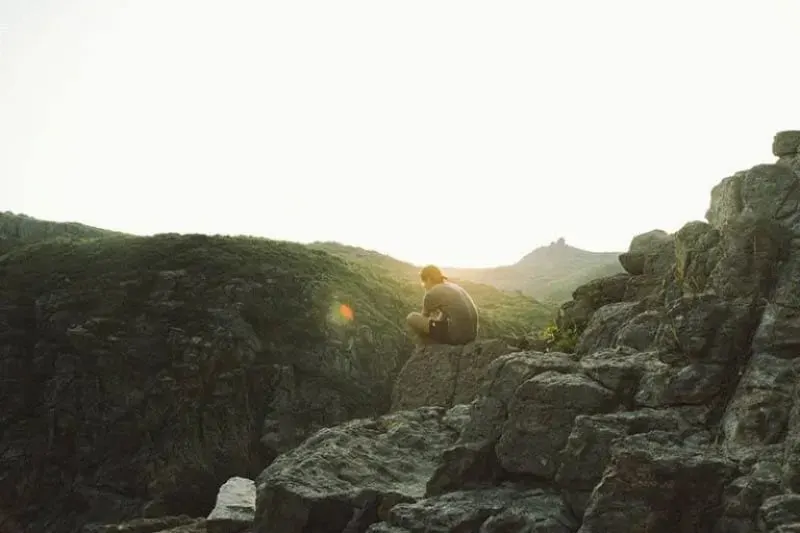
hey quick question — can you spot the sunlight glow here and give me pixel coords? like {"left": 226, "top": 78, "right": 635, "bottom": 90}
{"left": 1, "top": 1, "right": 799, "bottom": 267}
{"left": 339, "top": 304, "right": 354, "bottom": 322}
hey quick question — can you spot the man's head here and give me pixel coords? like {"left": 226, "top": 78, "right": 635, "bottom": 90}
{"left": 420, "top": 264, "right": 447, "bottom": 290}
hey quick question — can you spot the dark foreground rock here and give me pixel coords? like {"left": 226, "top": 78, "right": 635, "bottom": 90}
{"left": 390, "top": 340, "right": 517, "bottom": 412}
{"left": 85, "top": 516, "right": 204, "bottom": 533}
{"left": 254, "top": 406, "right": 469, "bottom": 533}
{"left": 205, "top": 477, "right": 255, "bottom": 533}
{"left": 366, "top": 486, "right": 577, "bottom": 533}
{"left": 0, "top": 235, "right": 416, "bottom": 532}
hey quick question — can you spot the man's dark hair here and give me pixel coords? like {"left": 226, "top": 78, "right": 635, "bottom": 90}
{"left": 420, "top": 264, "right": 447, "bottom": 284}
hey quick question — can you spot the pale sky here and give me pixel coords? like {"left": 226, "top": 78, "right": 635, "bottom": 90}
{"left": 1, "top": 1, "right": 799, "bottom": 267}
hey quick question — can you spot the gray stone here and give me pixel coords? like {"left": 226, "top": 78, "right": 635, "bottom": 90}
{"left": 367, "top": 486, "right": 576, "bottom": 533}
{"left": 207, "top": 477, "right": 255, "bottom": 533}
{"left": 579, "top": 433, "right": 738, "bottom": 533}
{"left": 773, "top": 131, "right": 800, "bottom": 157}
{"left": 254, "top": 406, "right": 464, "bottom": 533}
{"left": 496, "top": 371, "right": 617, "bottom": 477}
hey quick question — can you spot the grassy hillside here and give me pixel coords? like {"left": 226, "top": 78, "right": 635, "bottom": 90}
{"left": 0, "top": 211, "right": 125, "bottom": 254}
{"left": 0, "top": 232, "right": 434, "bottom": 529}
{"left": 0, "top": 210, "right": 554, "bottom": 339}
{"left": 445, "top": 238, "right": 625, "bottom": 304}
{"left": 309, "top": 241, "right": 556, "bottom": 336}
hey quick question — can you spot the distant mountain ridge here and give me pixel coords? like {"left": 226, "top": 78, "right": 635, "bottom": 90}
{"left": 0, "top": 211, "right": 554, "bottom": 338}
{"left": 310, "top": 238, "right": 624, "bottom": 304}
{"left": 445, "top": 237, "right": 625, "bottom": 303}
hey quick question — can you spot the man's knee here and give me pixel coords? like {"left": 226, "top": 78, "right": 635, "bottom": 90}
{"left": 406, "top": 312, "right": 428, "bottom": 333}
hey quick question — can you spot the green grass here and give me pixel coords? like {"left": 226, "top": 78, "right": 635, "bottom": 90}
{"left": 309, "top": 241, "right": 556, "bottom": 337}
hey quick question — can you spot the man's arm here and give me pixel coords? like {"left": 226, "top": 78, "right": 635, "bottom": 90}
{"left": 422, "top": 291, "right": 433, "bottom": 317}
{"left": 422, "top": 289, "right": 443, "bottom": 319}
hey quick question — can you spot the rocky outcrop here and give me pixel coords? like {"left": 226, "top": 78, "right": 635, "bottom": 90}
{"left": 205, "top": 477, "right": 255, "bottom": 533}
{"left": 390, "top": 340, "right": 517, "bottom": 412}
{"left": 247, "top": 131, "right": 800, "bottom": 533}
{"left": 0, "top": 235, "right": 417, "bottom": 533}
{"left": 254, "top": 406, "right": 469, "bottom": 533}
{"left": 365, "top": 486, "right": 577, "bottom": 533}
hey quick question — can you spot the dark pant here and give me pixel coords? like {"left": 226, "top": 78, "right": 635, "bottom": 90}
{"left": 428, "top": 317, "right": 451, "bottom": 344}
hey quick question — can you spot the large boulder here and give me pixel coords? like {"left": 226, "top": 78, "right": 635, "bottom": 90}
{"left": 578, "top": 433, "right": 738, "bottom": 533}
{"left": 254, "top": 406, "right": 469, "bottom": 533}
{"left": 390, "top": 340, "right": 517, "bottom": 412}
{"left": 365, "top": 486, "right": 577, "bottom": 533}
{"left": 206, "top": 477, "right": 255, "bottom": 533}
{"left": 618, "top": 229, "right": 675, "bottom": 276}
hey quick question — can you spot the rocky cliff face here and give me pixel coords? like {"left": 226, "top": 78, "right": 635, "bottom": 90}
{"left": 0, "top": 234, "right": 417, "bottom": 533}
{"left": 241, "top": 131, "right": 800, "bottom": 533}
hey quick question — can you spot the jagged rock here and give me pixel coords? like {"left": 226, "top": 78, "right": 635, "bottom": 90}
{"left": 206, "top": 477, "right": 255, "bottom": 533}
{"left": 557, "top": 271, "right": 663, "bottom": 340}
{"left": 260, "top": 364, "right": 353, "bottom": 455}
{"left": 619, "top": 229, "right": 675, "bottom": 276}
{"left": 739, "top": 164, "right": 800, "bottom": 227}
{"left": 578, "top": 433, "right": 738, "bottom": 533}
{"left": 672, "top": 220, "right": 721, "bottom": 294}
{"left": 578, "top": 349, "right": 666, "bottom": 406}
{"left": 617, "top": 252, "right": 644, "bottom": 276}
{"left": 555, "top": 408, "right": 705, "bottom": 493}
{"left": 714, "top": 454, "right": 784, "bottom": 533}
{"left": 390, "top": 340, "right": 517, "bottom": 412}
{"left": 752, "top": 260, "right": 800, "bottom": 360}
{"left": 456, "top": 351, "right": 578, "bottom": 444}
{"left": 635, "top": 361, "right": 729, "bottom": 407}
{"left": 365, "top": 486, "right": 578, "bottom": 533}
{"left": 575, "top": 301, "right": 643, "bottom": 354}
{"left": 253, "top": 406, "right": 467, "bottom": 533}
{"left": 707, "top": 171, "right": 745, "bottom": 229}
{"left": 496, "top": 371, "right": 618, "bottom": 478}
{"left": 85, "top": 516, "right": 203, "bottom": 533}
{"left": 781, "top": 388, "right": 800, "bottom": 493}
{"left": 760, "top": 495, "right": 800, "bottom": 532}
{"left": 721, "top": 353, "right": 796, "bottom": 460}
{"left": 654, "top": 294, "right": 759, "bottom": 363}
{"left": 427, "top": 352, "right": 578, "bottom": 495}
{"left": 773, "top": 131, "right": 800, "bottom": 157}
{"left": 556, "top": 273, "right": 630, "bottom": 332}
{"left": 609, "top": 309, "right": 663, "bottom": 352}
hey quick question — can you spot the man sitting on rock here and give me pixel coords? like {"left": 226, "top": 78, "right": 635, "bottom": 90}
{"left": 406, "top": 265, "right": 478, "bottom": 345}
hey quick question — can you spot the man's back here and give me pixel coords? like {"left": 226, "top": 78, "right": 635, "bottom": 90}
{"left": 423, "top": 281, "right": 479, "bottom": 344}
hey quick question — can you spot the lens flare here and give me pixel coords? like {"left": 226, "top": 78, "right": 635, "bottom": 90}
{"left": 339, "top": 304, "right": 354, "bottom": 321}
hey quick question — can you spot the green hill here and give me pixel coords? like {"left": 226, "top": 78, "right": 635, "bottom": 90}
{"left": 444, "top": 237, "right": 625, "bottom": 304}
{"left": 308, "top": 241, "right": 556, "bottom": 337}
{"left": 0, "top": 213, "right": 559, "bottom": 529}
{"left": 0, "top": 211, "right": 125, "bottom": 254}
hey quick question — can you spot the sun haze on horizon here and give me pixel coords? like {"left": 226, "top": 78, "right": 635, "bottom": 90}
{"left": 1, "top": 1, "right": 799, "bottom": 268}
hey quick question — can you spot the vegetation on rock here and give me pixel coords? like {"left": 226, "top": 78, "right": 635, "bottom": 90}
{"left": 0, "top": 220, "right": 554, "bottom": 532}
